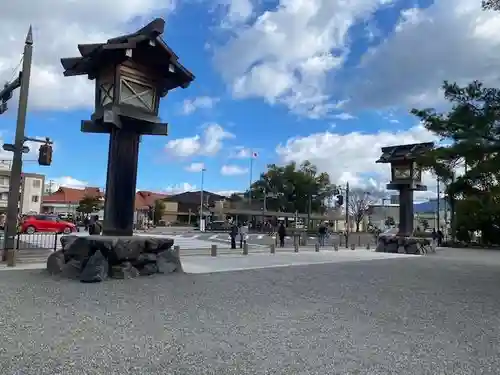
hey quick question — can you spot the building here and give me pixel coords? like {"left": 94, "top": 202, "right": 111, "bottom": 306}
{"left": 42, "top": 187, "right": 104, "bottom": 217}
{"left": 41, "top": 188, "right": 173, "bottom": 224}
{"left": 0, "top": 161, "right": 45, "bottom": 214}
{"left": 134, "top": 191, "right": 172, "bottom": 224}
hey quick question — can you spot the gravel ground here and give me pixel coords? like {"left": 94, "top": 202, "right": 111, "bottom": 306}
{"left": 1, "top": 253, "right": 500, "bottom": 374}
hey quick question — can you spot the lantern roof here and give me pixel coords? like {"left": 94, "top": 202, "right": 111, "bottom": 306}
{"left": 376, "top": 142, "right": 434, "bottom": 164}
{"left": 60, "top": 18, "right": 194, "bottom": 92}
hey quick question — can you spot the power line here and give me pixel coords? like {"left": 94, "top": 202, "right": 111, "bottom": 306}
{"left": 5, "top": 55, "right": 23, "bottom": 84}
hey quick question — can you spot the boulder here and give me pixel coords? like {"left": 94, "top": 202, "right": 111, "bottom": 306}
{"left": 80, "top": 250, "right": 108, "bottom": 283}
{"left": 111, "top": 262, "right": 140, "bottom": 279}
{"left": 47, "top": 250, "right": 65, "bottom": 275}
{"left": 375, "top": 235, "right": 429, "bottom": 254}
{"left": 157, "top": 247, "right": 183, "bottom": 273}
{"left": 51, "top": 235, "right": 181, "bottom": 281}
{"left": 61, "top": 259, "right": 82, "bottom": 279}
{"left": 144, "top": 237, "right": 175, "bottom": 254}
{"left": 60, "top": 235, "right": 79, "bottom": 251}
{"left": 139, "top": 263, "right": 158, "bottom": 276}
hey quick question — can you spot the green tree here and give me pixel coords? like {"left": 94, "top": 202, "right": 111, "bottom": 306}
{"left": 385, "top": 216, "right": 395, "bottom": 227}
{"left": 148, "top": 199, "right": 166, "bottom": 225}
{"left": 76, "top": 195, "right": 102, "bottom": 215}
{"left": 411, "top": 81, "right": 500, "bottom": 243}
{"left": 248, "top": 161, "right": 335, "bottom": 214}
{"left": 483, "top": 0, "right": 500, "bottom": 11}
{"left": 419, "top": 218, "right": 430, "bottom": 231}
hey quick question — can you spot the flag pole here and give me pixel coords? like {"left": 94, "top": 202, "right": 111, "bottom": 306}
{"left": 249, "top": 150, "right": 253, "bottom": 207}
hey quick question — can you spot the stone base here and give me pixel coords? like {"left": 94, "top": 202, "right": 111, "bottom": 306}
{"left": 375, "top": 235, "right": 430, "bottom": 255}
{"left": 47, "top": 235, "right": 182, "bottom": 282}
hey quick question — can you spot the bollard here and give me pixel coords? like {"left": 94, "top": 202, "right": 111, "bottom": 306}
{"left": 243, "top": 242, "right": 249, "bottom": 255}
{"left": 6, "top": 250, "right": 16, "bottom": 267}
{"left": 211, "top": 244, "right": 217, "bottom": 257}
{"left": 334, "top": 243, "right": 339, "bottom": 251}
{"left": 315, "top": 243, "right": 320, "bottom": 252}
{"left": 294, "top": 243, "right": 299, "bottom": 253}
{"left": 270, "top": 244, "right": 276, "bottom": 254}
{"left": 350, "top": 243, "right": 355, "bottom": 250}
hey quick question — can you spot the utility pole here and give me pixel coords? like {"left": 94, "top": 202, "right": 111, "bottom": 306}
{"left": 3, "top": 26, "right": 33, "bottom": 261}
{"left": 436, "top": 177, "right": 440, "bottom": 230}
{"left": 200, "top": 167, "right": 206, "bottom": 231}
{"left": 345, "top": 182, "right": 350, "bottom": 248}
{"left": 46, "top": 179, "right": 54, "bottom": 195}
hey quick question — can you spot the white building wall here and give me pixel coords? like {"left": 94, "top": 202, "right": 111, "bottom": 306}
{"left": 21, "top": 176, "right": 44, "bottom": 214}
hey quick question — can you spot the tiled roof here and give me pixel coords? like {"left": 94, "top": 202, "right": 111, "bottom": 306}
{"left": 42, "top": 187, "right": 103, "bottom": 204}
{"left": 166, "top": 190, "right": 227, "bottom": 204}
{"left": 43, "top": 187, "right": 169, "bottom": 210}
{"left": 135, "top": 191, "right": 170, "bottom": 210}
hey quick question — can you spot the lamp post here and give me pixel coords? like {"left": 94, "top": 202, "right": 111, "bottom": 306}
{"left": 61, "top": 19, "right": 194, "bottom": 237}
{"left": 200, "top": 167, "right": 206, "bottom": 232}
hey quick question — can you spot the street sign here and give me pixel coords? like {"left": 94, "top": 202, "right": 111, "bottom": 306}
{"left": 2, "top": 144, "right": 30, "bottom": 153}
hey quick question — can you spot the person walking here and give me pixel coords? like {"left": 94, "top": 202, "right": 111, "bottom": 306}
{"left": 278, "top": 222, "right": 286, "bottom": 248}
{"left": 431, "top": 228, "right": 438, "bottom": 250}
{"left": 230, "top": 223, "right": 238, "bottom": 249}
{"left": 88, "top": 215, "right": 102, "bottom": 235}
{"left": 318, "top": 222, "right": 327, "bottom": 247}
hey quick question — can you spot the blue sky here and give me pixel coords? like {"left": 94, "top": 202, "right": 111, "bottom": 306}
{"left": 0, "top": 0, "right": 497, "bottom": 199}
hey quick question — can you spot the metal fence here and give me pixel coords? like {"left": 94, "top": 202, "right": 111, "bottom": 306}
{"left": 0, "top": 232, "right": 59, "bottom": 251}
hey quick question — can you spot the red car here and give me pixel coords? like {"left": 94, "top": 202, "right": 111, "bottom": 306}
{"left": 21, "top": 214, "right": 77, "bottom": 234}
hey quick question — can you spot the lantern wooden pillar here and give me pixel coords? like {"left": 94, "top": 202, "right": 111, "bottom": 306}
{"left": 61, "top": 19, "right": 195, "bottom": 236}
{"left": 377, "top": 143, "right": 434, "bottom": 237}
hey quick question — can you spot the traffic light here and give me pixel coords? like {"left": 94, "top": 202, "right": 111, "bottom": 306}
{"left": 0, "top": 74, "right": 21, "bottom": 115}
{"left": 336, "top": 194, "right": 344, "bottom": 206}
{"left": 38, "top": 143, "right": 53, "bottom": 166}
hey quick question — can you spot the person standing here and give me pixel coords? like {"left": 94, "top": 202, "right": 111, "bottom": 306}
{"left": 318, "top": 222, "right": 327, "bottom": 247}
{"left": 230, "top": 223, "right": 238, "bottom": 249}
{"left": 278, "top": 222, "right": 286, "bottom": 248}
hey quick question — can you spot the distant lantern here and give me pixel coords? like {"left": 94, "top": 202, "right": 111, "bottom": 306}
{"left": 376, "top": 142, "right": 434, "bottom": 237}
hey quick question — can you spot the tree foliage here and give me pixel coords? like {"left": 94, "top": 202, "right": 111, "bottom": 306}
{"left": 412, "top": 81, "right": 500, "bottom": 244}
{"left": 385, "top": 216, "right": 395, "bottom": 227}
{"left": 348, "top": 189, "right": 375, "bottom": 232}
{"left": 148, "top": 199, "right": 166, "bottom": 224}
{"left": 248, "top": 161, "right": 335, "bottom": 214}
{"left": 482, "top": 0, "right": 500, "bottom": 11}
{"left": 76, "top": 195, "right": 102, "bottom": 214}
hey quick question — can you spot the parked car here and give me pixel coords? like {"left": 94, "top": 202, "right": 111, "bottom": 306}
{"left": 20, "top": 214, "right": 77, "bottom": 234}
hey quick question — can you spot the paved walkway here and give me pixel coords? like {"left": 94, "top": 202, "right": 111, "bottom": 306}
{"left": 0, "top": 248, "right": 415, "bottom": 273}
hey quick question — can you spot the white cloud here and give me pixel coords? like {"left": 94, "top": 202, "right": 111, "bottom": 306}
{"left": 185, "top": 162, "right": 205, "bottom": 172}
{"left": 332, "top": 112, "right": 356, "bottom": 120}
{"left": 275, "top": 124, "right": 441, "bottom": 200}
{"left": 0, "top": 0, "right": 175, "bottom": 110}
{"left": 347, "top": 0, "right": 500, "bottom": 109}
{"left": 181, "top": 96, "right": 220, "bottom": 115}
{"left": 213, "top": 0, "right": 393, "bottom": 118}
{"left": 221, "top": 164, "right": 249, "bottom": 176}
{"left": 48, "top": 176, "right": 88, "bottom": 192}
{"left": 219, "top": 0, "right": 254, "bottom": 26}
{"left": 165, "top": 123, "right": 234, "bottom": 158}
{"left": 163, "top": 182, "right": 197, "bottom": 194}
{"left": 214, "top": 190, "right": 241, "bottom": 197}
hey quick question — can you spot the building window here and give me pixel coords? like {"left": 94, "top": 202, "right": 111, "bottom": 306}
{"left": 0, "top": 193, "right": 7, "bottom": 201}
{"left": 0, "top": 177, "right": 8, "bottom": 186}
{"left": 32, "top": 179, "right": 41, "bottom": 188}
{"left": 31, "top": 195, "right": 39, "bottom": 203}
